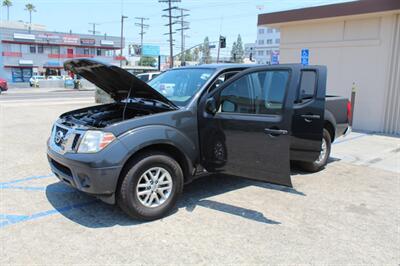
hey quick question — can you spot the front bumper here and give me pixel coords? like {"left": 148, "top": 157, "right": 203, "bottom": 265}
{"left": 47, "top": 146, "right": 123, "bottom": 204}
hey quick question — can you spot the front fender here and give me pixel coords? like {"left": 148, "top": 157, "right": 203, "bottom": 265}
{"left": 118, "top": 125, "right": 198, "bottom": 165}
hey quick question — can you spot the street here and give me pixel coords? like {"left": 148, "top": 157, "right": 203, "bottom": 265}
{"left": 0, "top": 89, "right": 399, "bottom": 265}
{"left": 0, "top": 88, "right": 94, "bottom": 103}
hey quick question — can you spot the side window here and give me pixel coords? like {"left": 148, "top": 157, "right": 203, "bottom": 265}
{"left": 298, "top": 71, "right": 317, "bottom": 102}
{"left": 209, "top": 71, "right": 239, "bottom": 92}
{"left": 218, "top": 70, "right": 289, "bottom": 115}
{"left": 219, "top": 75, "right": 254, "bottom": 114}
{"left": 253, "top": 71, "right": 289, "bottom": 114}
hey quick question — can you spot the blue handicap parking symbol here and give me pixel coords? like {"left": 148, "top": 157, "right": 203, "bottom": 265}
{"left": 301, "top": 49, "right": 309, "bottom": 65}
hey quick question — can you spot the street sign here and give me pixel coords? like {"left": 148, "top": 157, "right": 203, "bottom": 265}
{"left": 142, "top": 45, "right": 160, "bottom": 57}
{"left": 301, "top": 49, "right": 309, "bottom": 65}
{"left": 271, "top": 52, "right": 279, "bottom": 65}
{"left": 209, "top": 44, "right": 216, "bottom": 49}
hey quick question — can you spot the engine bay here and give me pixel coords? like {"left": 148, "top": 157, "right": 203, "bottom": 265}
{"left": 60, "top": 103, "right": 169, "bottom": 128}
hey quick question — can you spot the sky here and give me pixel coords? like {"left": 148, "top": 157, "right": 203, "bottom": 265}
{"left": 0, "top": 0, "right": 355, "bottom": 55}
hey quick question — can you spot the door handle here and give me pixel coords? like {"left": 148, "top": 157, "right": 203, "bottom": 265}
{"left": 264, "top": 128, "right": 288, "bottom": 136}
{"left": 300, "top": 114, "right": 321, "bottom": 119}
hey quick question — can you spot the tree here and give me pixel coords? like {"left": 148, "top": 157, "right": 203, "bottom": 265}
{"left": 230, "top": 41, "right": 237, "bottom": 62}
{"left": 184, "top": 49, "right": 193, "bottom": 62}
{"left": 24, "top": 3, "right": 36, "bottom": 25}
{"left": 230, "top": 35, "right": 244, "bottom": 63}
{"left": 236, "top": 34, "right": 244, "bottom": 63}
{"left": 192, "top": 47, "right": 200, "bottom": 61}
{"left": 2, "top": 0, "right": 12, "bottom": 21}
{"left": 138, "top": 56, "right": 156, "bottom": 67}
{"left": 202, "top": 37, "right": 212, "bottom": 64}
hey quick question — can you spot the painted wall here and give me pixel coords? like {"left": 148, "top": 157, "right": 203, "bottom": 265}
{"left": 273, "top": 12, "right": 400, "bottom": 134}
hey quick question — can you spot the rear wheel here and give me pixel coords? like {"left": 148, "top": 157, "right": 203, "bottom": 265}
{"left": 298, "top": 128, "right": 331, "bottom": 172}
{"left": 117, "top": 151, "right": 183, "bottom": 220}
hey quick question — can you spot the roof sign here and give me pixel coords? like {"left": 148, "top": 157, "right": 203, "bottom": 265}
{"left": 80, "top": 38, "right": 96, "bottom": 45}
{"left": 19, "top": 59, "right": 34, "bottom": 65}
{"left": 13, "top": 33, "right": 35, "bottom": 40}
{"left": 101, "top": 40, "right": 114, "bottom": 46}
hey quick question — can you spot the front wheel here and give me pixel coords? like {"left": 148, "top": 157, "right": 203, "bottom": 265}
{"left": 117, "top": 151, "right": 183, "bottom": 220}
{"left": 298, "top": 129, "right": 332, "bottom": 172}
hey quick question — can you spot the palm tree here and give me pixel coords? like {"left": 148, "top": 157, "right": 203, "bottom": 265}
{"left": 2, "top": 0, "right": 12, "bottom": 21}
{"left": 24, "top": 3, "right": 36, "bottom": 25}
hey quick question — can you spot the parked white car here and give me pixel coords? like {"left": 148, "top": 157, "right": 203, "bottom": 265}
{"left": 47, "top": 76, "right": 62, "bottom": 80}
{"left": 29, "top": 75, "right": 45, "bottom": 87}
{"left": 136, "top": 72, "right": 161, "bottom": 82}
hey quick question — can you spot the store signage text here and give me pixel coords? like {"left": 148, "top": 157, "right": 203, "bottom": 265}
{"left": 63, "top": 36, "right": 79, "bottom": 44}
{"left": 80, "top": 38, "right": 96, "bottom": 45}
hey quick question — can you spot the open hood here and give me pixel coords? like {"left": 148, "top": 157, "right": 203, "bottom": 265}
{"left": 64, "top": 59, "right": 177, "bottom": 108}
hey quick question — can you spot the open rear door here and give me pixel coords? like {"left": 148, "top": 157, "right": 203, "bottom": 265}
{"left": 198, "top": 65, "right": 300, "bottom": 187}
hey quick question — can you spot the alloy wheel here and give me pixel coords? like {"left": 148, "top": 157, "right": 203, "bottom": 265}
{"left": 136, "top": 167, "right": 173, "bottom": 208}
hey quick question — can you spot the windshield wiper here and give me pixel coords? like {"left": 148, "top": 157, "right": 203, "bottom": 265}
{"left": 123, "top": 98, "right": 178, "bottom": 110}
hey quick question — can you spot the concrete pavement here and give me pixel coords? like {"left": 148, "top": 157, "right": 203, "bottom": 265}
{"left": 0, "top": 99, "right": 399, "bottom": 265}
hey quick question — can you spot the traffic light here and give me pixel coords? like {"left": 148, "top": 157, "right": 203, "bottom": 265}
{"left": 219, "top": 36, "right": 226, "bottom": 48}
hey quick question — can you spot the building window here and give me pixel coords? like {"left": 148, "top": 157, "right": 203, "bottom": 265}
{"left": 43, "top": 45, "right": 51, "bottom": 54}
{"left": 97, "top": 49, "right": 102, "bottom": 56}
{"left": 38, "top": 45, "right": 44, "bottom": 53}
{"left": 267, "top": 28, "right": 273, "bottom": 33}
{"left": 51, "top": 46, "right": 60, "bottom": 55}
{"left": 29, "top": 45, "right": 36, "bottom": 53}
{"left": 266, "top": 39, "right": 273, "bottom": 44}
{"left": 84, "top": 48, "right": 90, "bottom": 55}
{"left": 266, "top": 50, "right": 271, "bottom": 55}
{"left": 275, "top": 29, "right": 280, "bottom": 33}
{"left": 258, "top": 28, "right": 264, "bottom": 34}
{"left": 275, "top": 38, "right": 280, "bottom": 44}
{"left": 258, "top": 40, "right": 264, "bottom": 45}
{"left": 105, "top": 50, "right": 114, "bottom": 57}
{"left": 257, "top": 50, "right": 264, "bottom": 56}
{"left": 20, "top": 44, "right": 29, "bottom": 53}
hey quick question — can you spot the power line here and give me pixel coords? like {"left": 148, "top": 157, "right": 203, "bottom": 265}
{"left": 175, "top": 8, "right": 190, "bottom": 66}
{"left": 159, "top": 0, "right": 181, "bottom": 68}
{"left": 134, "top": 17, "right": 149, "bottom": 56}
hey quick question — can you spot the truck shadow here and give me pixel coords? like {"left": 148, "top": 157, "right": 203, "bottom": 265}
{"left": 45, "top": 173, "right": 306, "bottom": 228}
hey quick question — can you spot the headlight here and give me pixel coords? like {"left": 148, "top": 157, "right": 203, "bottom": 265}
{"left": 77, "top": 131, "right": 116, "bottom": 153}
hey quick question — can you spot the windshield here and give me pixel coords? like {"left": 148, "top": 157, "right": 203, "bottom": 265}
{"left": 148, "top": 68, "right": 215, "bottom": 107}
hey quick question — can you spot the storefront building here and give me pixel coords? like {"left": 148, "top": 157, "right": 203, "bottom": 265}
{"left": 258, "top": 0, "right": 400, "bottom": 135}
{"left": 0, "top": 22, "right": 123, "bottom": 82}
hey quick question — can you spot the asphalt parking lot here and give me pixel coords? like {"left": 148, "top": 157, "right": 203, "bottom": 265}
{"left": 0, "top": 95, "right": 399, "bottom": 265}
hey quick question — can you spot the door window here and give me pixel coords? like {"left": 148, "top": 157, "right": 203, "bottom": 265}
{"left": 209, "top": 71, "right": 240, "bottom": 92}
{"left": 218, "top": 70, "right": 289, "bottom": 115}
{"left": 298, "top": 71, "right": 317, "bottom": 102}
{"left": 253, "top": 71, "right": 289, "bottom": 114}
{"left": 219, "top": 75, "right": 254, "bottom": 114}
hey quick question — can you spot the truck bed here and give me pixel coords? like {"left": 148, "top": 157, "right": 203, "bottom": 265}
{"left": 326, "top": 95, "right": 350, "bottom": 140}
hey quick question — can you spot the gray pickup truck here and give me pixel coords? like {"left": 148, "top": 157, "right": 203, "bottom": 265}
{"left": 47, "top": 59, "right": 350, "bottom": 220}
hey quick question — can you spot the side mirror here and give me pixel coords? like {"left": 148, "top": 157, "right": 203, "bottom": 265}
{"left": 205, "top": 97, "right": 217, "bottom": 115}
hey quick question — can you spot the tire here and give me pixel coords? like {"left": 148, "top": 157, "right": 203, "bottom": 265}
{"left": 298, "top": 128, "right": 332, "bottom": 172}
{"left": 117, "top": 151, "right": 183, "bottom": 221}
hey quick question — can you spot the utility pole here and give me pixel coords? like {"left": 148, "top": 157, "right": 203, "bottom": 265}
{"left": 159, "top": 0, "right": 181, "bottom": 68}
{"left": 120, "top": 15, "right": 128, "bottom": 67}
{"left": 176, "top": 8, "right": 190, "bottom": 66}
{"left": 134, "top": 17, "right": 149, "bottom": 56}
{"left": 88, "top": 23, "right": 100, "bottom": 35}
